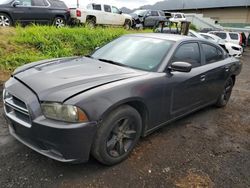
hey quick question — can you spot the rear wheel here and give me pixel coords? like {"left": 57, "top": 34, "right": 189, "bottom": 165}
{"left": 216, "top": 77, "right": 234, "bottom": 107}
{"left": 86, "top": 17, "right": 96, "bottom": 28}
{"left": 91, "top": 105, "right": 142, "bottom": 165}
{"left": 0, "top": 13, "right": 12, "bottom": 27}
{"left": 53, "top": 17, "right": 66, "bottom": 28}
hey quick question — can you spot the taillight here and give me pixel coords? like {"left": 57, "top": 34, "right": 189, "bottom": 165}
{"left": 239, "top": 34, "right": 242, "bottom": 46}
{"left": 76, "top": 10, "right": 81, "bottom": 17}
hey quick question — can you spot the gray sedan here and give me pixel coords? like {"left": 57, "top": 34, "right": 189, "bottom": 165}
{"left": 3, "top": 34, "right": 242, "bottom": 165}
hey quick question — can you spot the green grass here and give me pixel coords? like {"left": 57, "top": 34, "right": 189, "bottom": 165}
{"left": 0, "top": 26, "right": 150, "bottom": 71}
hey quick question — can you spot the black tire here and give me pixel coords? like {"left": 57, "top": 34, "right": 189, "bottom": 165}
{"left": 86, "top": 17, "right": 96, "bottom": 28}
{"left": 215, "top": 77, "right": 234, "bottom": 108}
{"left": 91, "top": 105, "right": 142, "bottom": 165}
{"left": 124, "top": 20, "right": 131, "bottom": 30}
{"left": 0, "top": 13, "right": 12, "bottom": 27}
{"left": 53, "top": 17, "right": 66, "bottom": 28}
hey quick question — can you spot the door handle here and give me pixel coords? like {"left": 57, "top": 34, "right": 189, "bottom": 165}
{"left": 200, "top": 75, "right": 206, "bottom": 82}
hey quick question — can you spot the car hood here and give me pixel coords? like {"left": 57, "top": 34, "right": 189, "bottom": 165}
{"left": 13, "top": 57, "right": 146, "bottom": 102}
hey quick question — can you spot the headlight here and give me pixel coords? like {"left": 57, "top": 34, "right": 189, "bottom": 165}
{"left": 41, "top": 102, "right": 88, "bottom": 123}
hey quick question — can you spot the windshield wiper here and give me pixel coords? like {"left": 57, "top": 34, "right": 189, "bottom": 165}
{"left": 97, "top": 58, "right": 128, "bottom": 67}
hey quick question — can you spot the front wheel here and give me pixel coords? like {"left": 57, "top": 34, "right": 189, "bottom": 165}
{"left": 215, "top": 77, "right": 234, "bottom": 107}
{"left": 91, "top": 105, "right": 142, "bottom": 165}
{"left": 124, "top": 20, "right": 131, "bottom": 30}
{"left": 53, "top": 17, "right": 66, "bottom": 28}
{"left": 0, "top": 13, "right": 12, "bottom": 27}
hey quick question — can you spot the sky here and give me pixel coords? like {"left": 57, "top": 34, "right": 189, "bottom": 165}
{"left": 62, "top": 0, "right": 161, "bottom": 9}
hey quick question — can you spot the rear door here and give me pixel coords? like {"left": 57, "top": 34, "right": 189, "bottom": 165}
{"left": 103, "top": 5, "right": 112, "bottom": 24}
{"left": 200, "top": 43, "right": 229, "bottom": 103}
{"left": 31, "top": 0, "right": 51, "bottom": 24}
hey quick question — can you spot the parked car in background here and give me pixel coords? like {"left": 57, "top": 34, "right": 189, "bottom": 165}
{"left": 3, "top": 34, "right": 241, "bottom": 165}
{"left": 200, "top": 33, "right": 243, "bottom": 58}
{"left": 169, "top": 12, "right": 186, "bottom": 22}
{"left": 130, "top": 9, "right": 167, "bottom": 29}
{"left": 209, "top": 31, "right": 242, "bottom": 46}
{"left": 70, "top": 3, "right": 132, "bottom": 29}
{"left": 0, "top": 0, "right": 70, "bottom": 27}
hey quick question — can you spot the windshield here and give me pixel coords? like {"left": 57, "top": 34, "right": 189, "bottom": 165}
{"left": 133, "top": 10, "right": 147, "bottom": 16}
{"left": 91, "top": 36, "right": 174, "bottom": 71}
{"left": 0, "top": 0, "right": 12, "bottom": 5}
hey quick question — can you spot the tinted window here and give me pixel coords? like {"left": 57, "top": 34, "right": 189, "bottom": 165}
{"left": 175, "top": 14, "right": 182, "bottom": 18}
{"left": 33, "top": 0, "right": 48, "bottom": 6}
{"left": 151, "top": 11, "right": 159, "bottom": 16}
{"left": 104, "top": 5, "right": 111, "bottom": 12}
{"left": 229, "top": 33, "right": 239, "bottom": 40}
{"left": 213, "top": 32, "right": 227, "bottom": 39}
{"left": 91, "top": 36, "right": 174, "bottom": 71}
{"left": 93, "top": 4, "right": 101, "bottom": 11}
{"left": 172, "top": 43, "right": 201, "bottom": 68}
{"left": 202, "top": 43, "right": 224, "bottom": 64}
{"left": 112, "top": 6, "right": 120, "bottom": 14}
{"left": 19, "top": 0, "right": 32, "bottom": 6}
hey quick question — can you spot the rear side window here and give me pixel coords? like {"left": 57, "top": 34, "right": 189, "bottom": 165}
{"left": 33, "top": 0, "right": 48, "bottom": 6}
{"left": 151, "top": 11, "right": 159, "bottom": 16}
{"left": 104, "top": 5, "right": 111, "bottom": 12}
{"left": 213, "top": 32, "right": 227, "bottom": 39}
{"left": 202, "top": 43, "right": 224, "bottom": 64}
{"left": 159, "top": 11, "right": 165, "bottom": 16}
{"left": 229, "top": 33, "right": 239, "bottom": 40}
{"left": 172, "top": 43, "right": 201, "bottom": 68}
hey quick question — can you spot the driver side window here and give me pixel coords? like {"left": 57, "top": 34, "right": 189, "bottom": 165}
{"left": 172, "top": 43, "right": 201, "bottom": 68}
{"left": 18, "top": 0, "right": 32, "bottom": 6}
{"left": 112, "top": 6, "right": 120, "bottom": 14}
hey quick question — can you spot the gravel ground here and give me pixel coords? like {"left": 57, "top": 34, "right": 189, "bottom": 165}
{"left": 0, "top": 49, "right": 249, "bottom": 188}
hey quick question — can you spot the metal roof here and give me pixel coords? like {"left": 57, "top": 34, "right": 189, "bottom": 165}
{"left": 147, "top": 0, "right": 250, "bottom": 11}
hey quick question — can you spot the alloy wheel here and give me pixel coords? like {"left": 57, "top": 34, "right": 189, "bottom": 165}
{"left": 0, "top": 15, "right": 10, "bottom": 27}
{"left": 55, "top": 18, "right": 65, "bottom": 28}
{"left": 221, "top": 79, "right": 233, "bottom": 103}
{"left": 106, "top": 118, "right": 137, "bottom": 158}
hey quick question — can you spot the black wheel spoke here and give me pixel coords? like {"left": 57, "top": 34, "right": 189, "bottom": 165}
{"left": 107, "top": 136, "right": 118, "bottom": 152}
{"left": 124, "top": 130, "right": 137, "bottom": 139}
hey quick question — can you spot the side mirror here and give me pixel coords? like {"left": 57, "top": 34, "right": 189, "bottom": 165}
{"left": 13, "top": 0, "right": 21, "bottom": 7}
{"left": 169, "top": 62, "right": 192, "bottom": 73}
{"left": 119, "top": 10, "right": 123, "bottom": 14}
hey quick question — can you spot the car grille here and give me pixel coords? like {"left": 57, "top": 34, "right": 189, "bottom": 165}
{"left": 3, "top": 90, "right": 31, "bottom": 128}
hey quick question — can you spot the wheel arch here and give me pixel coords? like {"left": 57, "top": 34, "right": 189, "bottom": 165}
{"left": 86, "top": 15, "right": 96, "bottom": 21}
{"left": 0, "top": 12, "right": 13, "bottom": 23}
{"left": 100, "top": 98, "right": 149, "bottom": 137}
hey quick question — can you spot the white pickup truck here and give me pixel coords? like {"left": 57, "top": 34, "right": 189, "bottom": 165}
{"left": 70, "top": 3, "right": 133, "bottom": 29}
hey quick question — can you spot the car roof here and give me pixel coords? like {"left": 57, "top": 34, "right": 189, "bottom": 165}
{"left": 124, "top": 33, "right": 194, "bottom": 42}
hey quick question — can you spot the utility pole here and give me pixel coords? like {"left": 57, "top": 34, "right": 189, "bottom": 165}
{"left": 77, "top": 0, "right": 79, "bottom": 8}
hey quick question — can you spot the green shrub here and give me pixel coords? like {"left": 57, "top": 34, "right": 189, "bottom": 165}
{"left": 0, "top": 26, "right": 149, "bottom": 71}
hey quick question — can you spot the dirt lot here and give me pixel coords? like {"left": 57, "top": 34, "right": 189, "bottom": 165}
{"left": 0, "top": 50, "right": 250, "bottom": 188}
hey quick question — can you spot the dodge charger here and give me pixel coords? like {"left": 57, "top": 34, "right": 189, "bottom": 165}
{"left": 3, "top": 34, "right": 242, "bottom": 165}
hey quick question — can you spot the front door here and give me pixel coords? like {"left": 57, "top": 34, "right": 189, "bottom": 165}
{"left": 165, "top": 42, "right": 207, "bottom": 119}
{"left": 111, "top": 6, "right": 123, "bottom": 25}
